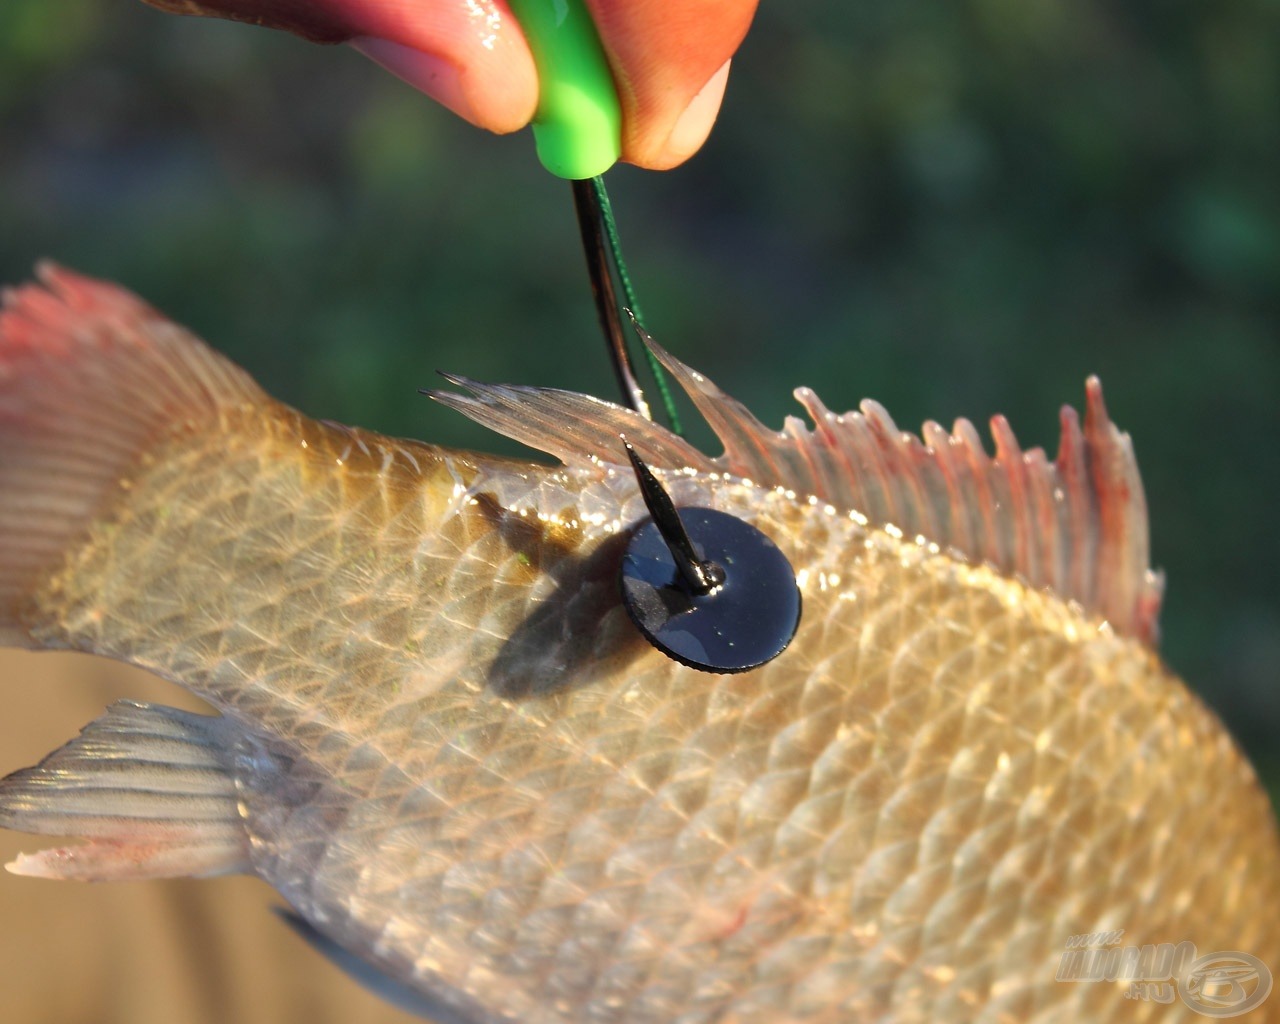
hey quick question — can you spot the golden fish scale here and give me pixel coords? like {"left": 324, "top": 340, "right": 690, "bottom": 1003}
{"left": 21, "top": 402, "right": 1280, "bottom": 1023}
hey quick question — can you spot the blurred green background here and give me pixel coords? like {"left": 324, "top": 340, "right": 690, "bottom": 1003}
{"left": 0, "top": 0, "right": 1277, "bottom": 787}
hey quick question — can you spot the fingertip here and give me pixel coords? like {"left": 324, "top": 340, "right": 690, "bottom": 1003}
{"left": 349, "top": 4, "right": 538, "bottom": 135}
{"left": 627, "top": 59, "right": 732, "bottom": 170}
{"left": 585, "top": 0, "right": 756, "bottom": 169}
{"left": 353, "top": 38, "right": 472, "bottom": 124}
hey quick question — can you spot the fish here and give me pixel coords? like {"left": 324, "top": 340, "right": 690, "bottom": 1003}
{"left": 0, "top": 263, "right": 1276, "bottom": 1023}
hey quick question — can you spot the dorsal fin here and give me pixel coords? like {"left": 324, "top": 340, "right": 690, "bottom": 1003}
{"left": 431, "top": 372, "right": 715, "bottom": 474}
{"left": 431, "top": 332, "right": 1164, "bottom": 645}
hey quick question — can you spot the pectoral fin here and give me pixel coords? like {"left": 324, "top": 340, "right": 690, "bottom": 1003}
{"left": 0, "top": 700, "right": 249, "bottom": 881}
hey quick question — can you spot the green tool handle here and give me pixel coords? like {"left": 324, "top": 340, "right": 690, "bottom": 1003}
{"left": 507, "top": 0, "right": 622, "bottom": 179}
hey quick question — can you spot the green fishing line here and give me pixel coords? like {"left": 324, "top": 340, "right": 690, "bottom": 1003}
{"left": 507, "top": 0, "right": 621, "bottom": 179}
{"left": 504, "top": 3, "right": 680, "bottom": 427}
{"left": 591, "top": 176, "right": 683, "bottom": 436}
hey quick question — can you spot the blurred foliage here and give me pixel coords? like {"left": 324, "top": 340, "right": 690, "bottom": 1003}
{"left": 0, "top": 1, "right": 1278, "bottom": 781}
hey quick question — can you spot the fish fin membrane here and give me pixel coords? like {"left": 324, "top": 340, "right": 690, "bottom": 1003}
{"left": 427, "top": 373, "right": 716, "bottom": 474}
{"left": 0, "top": 263, "right": 266, "bottom": 646}
{"left": 436, "top": 329, "right": 1163, "bottom": 645}
{"left": 0, "top": 700, "right": 250, "bottom": 881}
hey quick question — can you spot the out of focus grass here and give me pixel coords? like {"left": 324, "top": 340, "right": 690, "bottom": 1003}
{"left": 1, "top": 1, "right": 1278, "bottom": 796}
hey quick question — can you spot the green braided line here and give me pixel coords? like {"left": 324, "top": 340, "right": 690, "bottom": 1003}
{"left": 591, "top": 176, "right": 684, "bottom": 436}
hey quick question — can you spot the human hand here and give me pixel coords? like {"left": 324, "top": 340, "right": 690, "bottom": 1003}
{"left": 140, "top": 1, "right": 757, "bottom": 170}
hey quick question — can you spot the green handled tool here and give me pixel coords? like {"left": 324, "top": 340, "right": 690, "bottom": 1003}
{"left": 507, "top": 0, "right": 621, "bottom": 179}
{"left": 509, "top": 0, "right": 682, "bottom": 433}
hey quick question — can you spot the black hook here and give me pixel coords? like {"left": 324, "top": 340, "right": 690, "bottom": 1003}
{"left": 623, "top": 440, "right": 724, "bottom": 595}
{"left": 572, "top": 179, "right": 650, "bottom": 419}
{"left": 617, "top": 441, "right": 802, "bottom": 674}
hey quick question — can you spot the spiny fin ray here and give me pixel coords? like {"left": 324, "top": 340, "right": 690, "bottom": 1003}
{"left": 426, "top": 374, "right": 713, "bottom": 473}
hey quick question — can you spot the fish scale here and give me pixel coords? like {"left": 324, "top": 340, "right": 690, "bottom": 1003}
{"left": 1, "top": 267, "right": 1277, "bottom": 1022}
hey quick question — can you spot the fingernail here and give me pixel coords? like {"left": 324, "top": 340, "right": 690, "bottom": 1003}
{"left": 351, "top": 37, "right": 477, "bottom": 126}
{"left": 653, "top": 60, "right": 733, "bottom": 170}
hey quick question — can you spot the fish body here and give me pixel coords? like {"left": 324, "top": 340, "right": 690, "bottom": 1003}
{"left": 0, "top": 267, "right": 1277, "bottom": 1023}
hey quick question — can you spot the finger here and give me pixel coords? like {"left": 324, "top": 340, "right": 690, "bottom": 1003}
{"left": 140, "top": 0, "right": 538, "bottom": 134}
{"left": 584, "top": 0, "right": 758, "bottom": 169}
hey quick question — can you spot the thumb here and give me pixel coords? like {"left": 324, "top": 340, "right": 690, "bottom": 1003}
{"left": 585, "top": 1, "right": 758, "bottom": 169}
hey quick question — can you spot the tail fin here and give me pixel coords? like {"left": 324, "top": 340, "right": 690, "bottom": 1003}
{"left": 0, "top": 700, "right": 250, "bottom": 881}
{"left": 0, "top": 264, "right": 265, "bottom": 645}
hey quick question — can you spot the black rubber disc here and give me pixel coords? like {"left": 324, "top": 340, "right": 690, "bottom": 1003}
{"left": 620, "top": 507, "right": 802, "bottom": 673}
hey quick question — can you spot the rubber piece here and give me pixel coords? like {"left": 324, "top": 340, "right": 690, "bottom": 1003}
{"left": 507, "top": 0, "right": 622, "bottom": 178}
{"left": 620, "top": 507, "right": 802, "bottom": 674}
